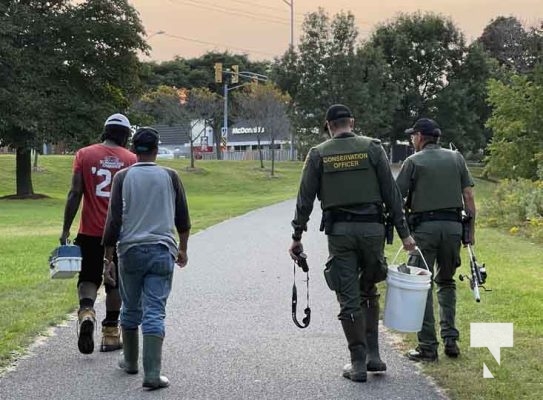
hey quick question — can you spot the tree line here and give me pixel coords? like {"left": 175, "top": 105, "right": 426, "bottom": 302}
{"left": 1, "top": 2, "right": 542, "bottom": 197}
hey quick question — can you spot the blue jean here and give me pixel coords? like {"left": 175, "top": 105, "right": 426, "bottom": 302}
{"left": 119, "top": 244, "right": 175, "bottom": 337}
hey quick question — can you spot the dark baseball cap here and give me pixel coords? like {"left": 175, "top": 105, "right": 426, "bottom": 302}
{"left": 324, "top": 104, "right": 353, "bottom": 129}
{"left": 132, "top": 127, "right": 159, "bottom": 154}
{"left": 405, "top": 118, "right": 441, "bottom": 137}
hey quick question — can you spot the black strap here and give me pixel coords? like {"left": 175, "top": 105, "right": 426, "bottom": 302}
{"left": 292, "top": 261, "right": 310, "bottom": 329}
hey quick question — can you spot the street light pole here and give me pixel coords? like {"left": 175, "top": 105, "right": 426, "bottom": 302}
{"left": 282, "top": 0, "right": 295, "bottom": 160}
{"left": 282, "top": 0, "right": 294, "bottom": 49}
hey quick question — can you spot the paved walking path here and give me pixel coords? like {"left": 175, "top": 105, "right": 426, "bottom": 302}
{"left": 0, "top": 200, "right": 446, "bottom": 400}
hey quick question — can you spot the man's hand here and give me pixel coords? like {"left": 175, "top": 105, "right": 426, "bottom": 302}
{"left": 401, "top": 235, "right": 416, "bottom": 252}
{"left": 59, "top": 230, "right": 70, "bottom": 245}
{"left": 176, "top": 249, "right": 188, "bottom": 268}
{"left": 289, "top": 240, "right": 304, "bottom": 261}
{"left": 103, "top": 260, "right": 116, "bottom": 286}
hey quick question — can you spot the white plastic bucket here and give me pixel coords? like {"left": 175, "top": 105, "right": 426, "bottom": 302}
{"left": 383, "top": 247, "right": 432, "bottom": 333}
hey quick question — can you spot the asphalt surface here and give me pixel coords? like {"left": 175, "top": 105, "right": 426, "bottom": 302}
{"left": 0, "top": 200, "right": 447, "bottom": 400}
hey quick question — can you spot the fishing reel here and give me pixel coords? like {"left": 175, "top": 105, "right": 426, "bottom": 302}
{"left": 459, "top": 259, "right": 487, "bottom": 285}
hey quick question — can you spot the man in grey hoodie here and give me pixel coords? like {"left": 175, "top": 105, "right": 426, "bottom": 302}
{"left": 103, "top": 127, "right": 191, "bottom": 390}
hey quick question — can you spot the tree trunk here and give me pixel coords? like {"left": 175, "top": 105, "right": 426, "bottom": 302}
{"left": 213, "top": 120, "right": 222, "bottom": 160}
{"left": 257, "top": 136, "right": 264, "bottom": 169}
{"left": 16, "top": 146, "right": 34, "bottom": 197}
{"left": 270, "top": 136, "right": 275, "bottom": 177}
{"left": 190, "top": 139, "right": 195, "bottom": 169}
{"left": 33, "top": 148, "right": 39, "bottom": 171}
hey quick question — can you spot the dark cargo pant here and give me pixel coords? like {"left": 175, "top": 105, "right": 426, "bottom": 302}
{"left": 408, "top": 220, "right": 462, "bottom": 351}
{"left": 324, "top": 222, "right": 387, "bottom": 320}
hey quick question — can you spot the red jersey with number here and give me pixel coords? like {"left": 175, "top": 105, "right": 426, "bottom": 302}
{"left": 73, "top": 144, "right": 137, "bottom": 237}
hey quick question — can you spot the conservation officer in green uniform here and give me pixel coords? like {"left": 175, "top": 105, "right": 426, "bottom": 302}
{"left": 289, "top": 104, "right": 416, "bottom": 382}
{"left": 396, "top": 118, "right": 476, "bottom": 362}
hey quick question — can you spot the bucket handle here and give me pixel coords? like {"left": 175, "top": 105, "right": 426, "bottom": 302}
{"left": 391, "top": 245, "right": 431, "bottom": 272}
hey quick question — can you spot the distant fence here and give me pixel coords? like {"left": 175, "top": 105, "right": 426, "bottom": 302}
{"left": 199, "top": 149, "right": 297, "bottom": 161}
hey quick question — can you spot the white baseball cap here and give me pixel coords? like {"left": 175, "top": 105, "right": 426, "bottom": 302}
{"left": 104, "top": 113, "right": 131, "bottom": 129}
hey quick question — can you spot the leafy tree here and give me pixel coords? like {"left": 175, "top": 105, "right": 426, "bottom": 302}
{"left": 140, "top": 51, "right": 270, "bottom": 92}
{"left": 478, "top": 16, "right": 530, "bottom": 73}
{"left": 432, "top": 43, "right": 497, "bottom": 153}
{"left": 234, "top": 83, "right": 291, "bottom": 176}
{"left": 185, "top": 87, "right": 222, "bottom": 167}
{"left": 368, "top": 12, "right": 466, "bottom": 143}
{"left": 272, "top": 9, "right": 368, "bottom": 154}
{"left": 136, "top": 85, "right": 221, "bottom": 168}
{"left": 348, "top": 45, "right": 399, "bottom": 140}
{"left": 0, "top": 0, "right": 147, "bottom": 197}
{"left": 485, "top": 69, "right": 543, "bottom": 180}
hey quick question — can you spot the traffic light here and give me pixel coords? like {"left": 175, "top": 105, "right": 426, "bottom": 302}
{"left": 214, "top": 62, "right": 223, "bottom": 83}
{"left": 231, "top": 65, "right": 239, "bottom": 84}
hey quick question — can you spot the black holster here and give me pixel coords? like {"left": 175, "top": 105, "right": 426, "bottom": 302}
{"left": 407, "top": 213, "right": 420, "bottom": 231}
{"left": 320, "top": 210, "right": 334, "bottom": 235}
{"left": 384, "top": 215, "right": 394, "bottom": 245}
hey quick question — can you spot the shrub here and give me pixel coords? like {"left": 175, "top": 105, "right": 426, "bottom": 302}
{"left": 480, "top": 178, "right": 543, "bottom": 241}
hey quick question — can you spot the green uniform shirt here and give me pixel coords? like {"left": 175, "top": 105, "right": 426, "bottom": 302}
{"left": 292, "top": 132, "right": 410, "bottom": 239}
{"left": 396, "top": 143, "right": 474, "bottom": 212}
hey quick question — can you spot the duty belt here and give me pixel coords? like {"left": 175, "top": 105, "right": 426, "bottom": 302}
{"left": 411, "top": 210, "right": 461, "bottom": 224}
{"left": 332, "top": 212, "right": 384, "bottom": 224}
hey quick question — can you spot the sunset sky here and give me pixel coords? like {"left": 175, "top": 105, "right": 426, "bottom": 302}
{"left": 129, "top": 0, "right": 543, "bottom": 62}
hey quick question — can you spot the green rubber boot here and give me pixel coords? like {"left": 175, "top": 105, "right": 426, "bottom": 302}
{"left": 118, "top": 328, "right": 138, "bottom": 374}
{"left": 142, "top": 335, "right": 169, "bottom": 390}
{"left": 340, "top": 315, "right": 367, "bottom": 382}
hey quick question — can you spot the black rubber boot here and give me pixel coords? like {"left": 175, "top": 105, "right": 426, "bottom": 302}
{"left": 406, "top": 346, "right": 438, "bottom": 362}
{"left": 340, "top": 315, "right": 367, "bottom": 382}
{"left": 142, "top": 335, "right": 169, "bottom": 390}
{"left": 444, "top": 338, "right": 460, "bottom": 358}
{"left": 118, "top": 329, "right": 139, "bottom": 374}
{"left": 364, "top": 298, "right": 387, "bottom": 372}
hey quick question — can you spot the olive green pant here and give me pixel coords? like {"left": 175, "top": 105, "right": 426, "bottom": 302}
{"left": 408, "top": 221, "right": 462, "bottom": 352}
{"left": 324, "top": 223, "right": 387, "bottom": 320}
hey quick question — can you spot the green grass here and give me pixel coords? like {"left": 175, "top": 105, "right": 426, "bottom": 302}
{"left": 0, "top": 154, "right": 302, "bottom": 369}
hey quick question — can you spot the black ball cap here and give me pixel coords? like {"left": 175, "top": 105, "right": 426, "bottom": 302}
{"left": 132, "top": 127, "right": 160, "bottom": 153}
{"left": 405, "top": 118, "right": 441, "bottom": 137}
{"left": 323, "top": 104, "right": 353, "bottom": 130}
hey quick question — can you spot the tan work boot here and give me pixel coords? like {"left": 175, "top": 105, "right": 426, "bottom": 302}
{"left": 77, "top": 307, "right": 96, "bottom": 354}
{"left": 100, "top": 324, "right": 123, "bottom": 352}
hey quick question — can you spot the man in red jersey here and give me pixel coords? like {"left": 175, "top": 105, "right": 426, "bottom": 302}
{"left": 60, "top": 113, "right": 137, "bottom": 354}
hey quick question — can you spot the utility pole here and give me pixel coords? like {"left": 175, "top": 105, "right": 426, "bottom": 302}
{"left": 223, "top": 81, "right": 228, "bottom": 148}
{"left": 215, "top": 64, "right": 268, "bottom": 157}
{"left": 282, "top": 0, "right": 295, "bottom": 160}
